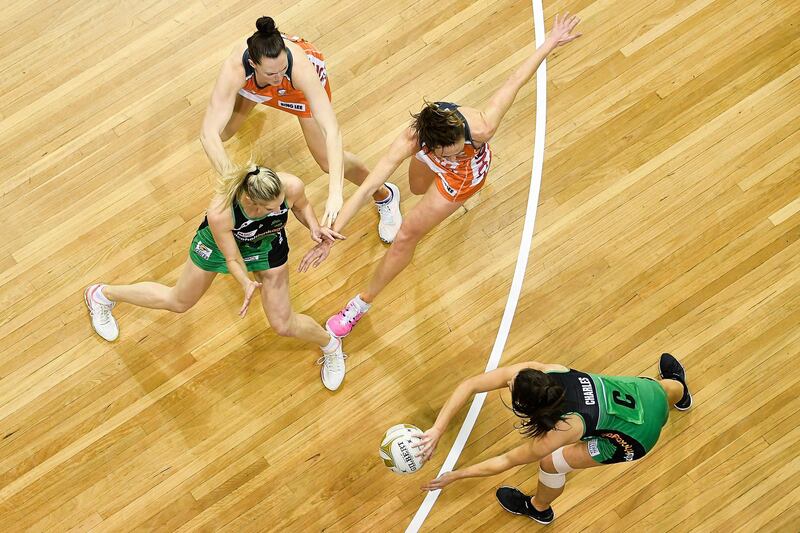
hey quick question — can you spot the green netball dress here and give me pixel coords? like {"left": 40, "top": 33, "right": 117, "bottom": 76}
{"left": 546, "top": 369, "right": 670, "bottom": 464}
{"left": 189, "top": 199, "right": 290, "bottom": 273}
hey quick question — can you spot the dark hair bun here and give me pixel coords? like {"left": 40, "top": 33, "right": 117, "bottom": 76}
{"left": 256, "top": 16, "right": 277, "bottom": 34}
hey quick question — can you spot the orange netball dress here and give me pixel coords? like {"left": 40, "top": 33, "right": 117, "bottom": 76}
{"left": 238, "top": 34, "right": 331, "bottom": 118}
{"left": 414, "top": 102, "right": 493, "bottom": 202}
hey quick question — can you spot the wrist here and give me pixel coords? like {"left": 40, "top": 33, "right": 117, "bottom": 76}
{"left": 542, "top": 37, "right": 559, "bottom": 52}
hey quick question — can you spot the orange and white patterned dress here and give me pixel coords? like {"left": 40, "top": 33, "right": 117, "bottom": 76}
{"left": 238, "top": 34, "right": 331, "bottom": 118}
{"left": 414, "top": 102, "right": 492, "bottom": 202}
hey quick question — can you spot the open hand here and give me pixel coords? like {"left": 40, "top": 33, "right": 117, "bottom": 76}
{"left": 548, "top": 12, "right": 582, "bottom": 48}
{"left": 311, "top": 226, "right": 346, "bottom": 244}
{"left": 421, "top": 471, "right": 459, "bottom": 491}
{"left": 298, "top": 240, "right": 333, "bottom": 272}
{"left": 413, "top": 427, "right": 442, "bottom": 463}
{"left": 239, "top": 279, "right": 262, "bottom": 317}
{"left": 321, "top": 192, "right": 343, "bottom": 228}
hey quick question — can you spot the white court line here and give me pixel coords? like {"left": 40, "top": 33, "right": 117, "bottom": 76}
{"left": 404, "top": 1, "right": 547, "bottom": 531}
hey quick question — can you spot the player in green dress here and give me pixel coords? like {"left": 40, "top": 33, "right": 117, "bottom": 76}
{"left": 418, "top": 353, "right": 692, "bottom": 524}
{"left": 85, "top": 164, "right": 350, "bottom": 390}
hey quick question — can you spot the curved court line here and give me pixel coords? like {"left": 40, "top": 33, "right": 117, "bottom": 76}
{"left": 404, "top": 2, "right": 547, "bottom": 531}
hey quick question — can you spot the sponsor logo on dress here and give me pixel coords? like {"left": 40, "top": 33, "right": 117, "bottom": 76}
{"left": 278, "top": 88, "right": 287, "bottom": 96}
{"left": 235, "top": 229, "right": 260, "bottom": 239}
{"left": 601, "top": 432, "right": 636, "bottom": 461}
{"left": 194, "top": 241, "right": 213, "bottom": 260}
{"left": 278, "top": 101, "right": 306, "bottom": 112}
{"left": 243, "top": 255, "right": 260, "bottom": 262}
{"left": 587, "top": 439, "right": 600, "bottom": 456}
{"left": 438, "top": 176, "right": 456, "bottom": 196}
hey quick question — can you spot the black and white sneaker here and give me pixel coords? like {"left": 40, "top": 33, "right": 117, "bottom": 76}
{"left": 659, "top": 353, "right": 692, "bottom": 410}
{"left": 496, "top": 486, "right": 554, "bottom": 525}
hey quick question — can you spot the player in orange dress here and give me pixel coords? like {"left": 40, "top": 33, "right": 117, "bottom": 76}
{"left": 300, "top": 13, "right": 582, "bottom": 340}
{"left": 201, "top": 16, "right": 401, "bottom": 239}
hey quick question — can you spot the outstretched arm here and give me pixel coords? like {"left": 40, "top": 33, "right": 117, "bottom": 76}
{"left": 200, "top": 52, "right": 245, "bottom": 175}
{"left": 415, "top": 361, "right": 562, "bottom": 462}
{"left": 283, "top": 173, "right": 345, "bottom": 244}
{"left": 421, "top": 422, "right": 581, "bottom": 491}
{"left": 297, "top": 128, "right": 415, "bottom": 273}
{"left": 293, "top": 55, "right": 346, "bottom": 227}
{"left": 331, "top": 128, "right": 417, "bottom": 234}
{"left": 473, "top": 13, "right": 582, "bottom": 142}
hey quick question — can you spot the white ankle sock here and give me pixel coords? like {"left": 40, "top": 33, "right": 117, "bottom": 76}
{"left": 353, "top": 294, "right": 371, "bottom": 312}
{"left": 321, "top": 336, "right": 339, "bottom": 353}
{"left": 375, "top": 184, "right": 393, "bottom": 205}
{"left": 93, "top": 285, "right": 113, "bottom": 305}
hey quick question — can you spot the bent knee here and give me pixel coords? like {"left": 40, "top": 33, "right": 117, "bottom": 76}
{"left": 170, "top": 299, "right": 195, "bottom": 313}
{"left": 393, "top": 224, "right": 424, "bottom": 247}
{"left": 539, "top": 453, "right": 557, "bottom": 474}
{"left": 268, "top": 316, "right": 294, "bottom": 337}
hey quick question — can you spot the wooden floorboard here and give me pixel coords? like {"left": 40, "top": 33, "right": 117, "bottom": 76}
{"left": 0, "top": 0, "right": 798, "bottom": 531}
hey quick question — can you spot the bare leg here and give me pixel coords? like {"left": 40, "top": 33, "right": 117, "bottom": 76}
{"left": 408, "top": 156, "right": 437, "bottom": 195}
{"left": 255, "top": 265, "right": 330, "bottom": 346}
{"left": 534, "top": 442, "right": 601, "bottom": 511}
{"left": 297, "top": 116, "right": 389, "bottom": 202}
{"left": 360, "top": 183, "right": 461, "bottom": 303}
{"left": 658, "top": 378, "right": 684, "bottom": 406}
{"left": 221, "top": 95, "right": 258, "bottom": 141}
{"left": 102, "top": 258, "right": 217, "bottom": 313}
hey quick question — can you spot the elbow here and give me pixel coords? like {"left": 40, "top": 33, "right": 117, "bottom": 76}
{"left": 458, "top": 379, "right": 477, "bottom": 396}
{"left": 199, "top": 129, "right": 212, "bottom": 148}
{"left": 477, "top": 121, "right": 498, "bottom": 141}
{"left": 200, "top": 126, "right": 223, "bottom": 147}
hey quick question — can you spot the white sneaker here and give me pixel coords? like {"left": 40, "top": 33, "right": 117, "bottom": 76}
{"left": 317, "top": 338, "right": 347, "bottom": 391}
{"left": 376, "top": 182, "right": 402, "bottom": 243}
{"left": 84, "top": 284, "right": 119, "bottom": 341}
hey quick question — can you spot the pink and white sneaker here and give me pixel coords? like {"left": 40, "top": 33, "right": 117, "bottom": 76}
{"left": 84, "top": 284, "right": 119, "bottom": 341}
{"left": 326, "top": 297, "right": 369, "bottom": 338}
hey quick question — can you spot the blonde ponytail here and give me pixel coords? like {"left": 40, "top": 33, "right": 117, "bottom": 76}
{"left": 215, "top": 161, "right": 283, "bottom": 209}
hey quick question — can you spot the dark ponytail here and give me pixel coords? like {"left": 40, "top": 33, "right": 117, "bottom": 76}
{"left": 509, "top": 369, "right": 568, "bottom": 439}
{"left": 247, "top": 16, "right": 286, "bottom": 63}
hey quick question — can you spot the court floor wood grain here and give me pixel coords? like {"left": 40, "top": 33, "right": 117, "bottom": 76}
{"left": 1, "top": 0, "right": 798, "bottom": 531}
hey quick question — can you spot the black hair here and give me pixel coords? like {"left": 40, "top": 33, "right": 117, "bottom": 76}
{"left": 247, "top": 16, "right": 286, "bottom": 63}
{"left": 510, "top": 369, "right": 569, "bottom": 439}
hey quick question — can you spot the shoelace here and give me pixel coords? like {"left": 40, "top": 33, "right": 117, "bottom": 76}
{"left": 95, "top": 302, "right": 113, "bottom": 325}
{"left": 316, "top": 352, "right": 348, "bottom": 372}
{"left": 376, "top": 201, "right": 394, "bottom": 224}
{"left": 340, "top": 303, "right": 363, "bottom": 324}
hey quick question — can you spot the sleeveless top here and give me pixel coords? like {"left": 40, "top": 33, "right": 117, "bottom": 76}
{"left": 548, "top": 369, "right": 649, "bottom": 439}
{"left": 238, "top": 34, "right": 329, "bottom": 115}
{"left": 414, "top": 101, "right": 492, "bottom": 193}
{"left": 198, "top": 199, "right": 289, "bottom": 245}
